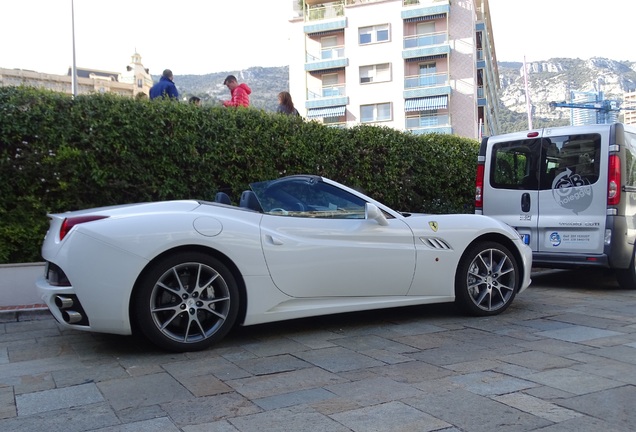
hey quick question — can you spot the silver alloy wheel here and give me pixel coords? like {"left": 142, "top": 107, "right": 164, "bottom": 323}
{"left": 465, "top": 247, "right": 516, "bottom": 311}
{"left": 149, "top": 261, "right": 231, "bottom": 343}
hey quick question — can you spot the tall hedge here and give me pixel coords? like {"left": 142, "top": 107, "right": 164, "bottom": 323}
{"left": 0, "top": 87, "right": 479, "bottom": 263}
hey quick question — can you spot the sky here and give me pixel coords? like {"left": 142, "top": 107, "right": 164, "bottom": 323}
{"left": 487, "top": 0, "right": 634, "bottom": 63}
{"left": 0, "top": 0, "right": 633, "bottom": 77}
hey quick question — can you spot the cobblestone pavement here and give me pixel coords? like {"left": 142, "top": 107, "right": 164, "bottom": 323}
{"left": 1, "top": 269, "right": 635, "bottom": 432}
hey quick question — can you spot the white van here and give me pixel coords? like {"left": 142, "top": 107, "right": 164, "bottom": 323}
{"left": 475, "top": 123, "right": 636, "bottom": 289}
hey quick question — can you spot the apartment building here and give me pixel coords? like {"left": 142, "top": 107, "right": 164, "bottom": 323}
{"left": 624, "top": 90, "right": 636, "bottom": 126}
{"left": 288, "top": 0, "right": 500, "bottom": 139}
{"left": 0, "top": 52, "right": 153, "bottom": 98}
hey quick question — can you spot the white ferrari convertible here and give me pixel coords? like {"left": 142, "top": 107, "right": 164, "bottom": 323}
{"left": 37, "top": 175, "right": 532, "bottom": 352}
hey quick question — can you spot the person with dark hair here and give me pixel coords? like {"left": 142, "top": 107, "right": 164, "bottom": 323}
{"left": 189, "top": 96, "right": 201, "bottom": 106}
{"left": 276, "top": 91, "right": 299, "bottom": 116}
{"left": 222, "top": 75, "right": 251, "bottom": 107}
{"left": 149, "top": 69, "right": 179, "bottom": 100}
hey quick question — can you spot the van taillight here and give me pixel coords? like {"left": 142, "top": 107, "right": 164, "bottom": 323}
{"left": 475, "top": 164, "right": 485, "bottom": 209}
{"left": 608, "top": 154, "right": 621, "bottom": 206}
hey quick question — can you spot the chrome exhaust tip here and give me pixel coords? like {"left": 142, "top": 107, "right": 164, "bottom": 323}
{"left": 62, "top": 310, "right": 83, "bottom": 324}
{"left": 55, "top": 295, "right": 74, "bottom": 309}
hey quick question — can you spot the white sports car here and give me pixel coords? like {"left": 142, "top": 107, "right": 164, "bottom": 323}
{"left": 36, "top": 175, "right": 532, "bottom": 352}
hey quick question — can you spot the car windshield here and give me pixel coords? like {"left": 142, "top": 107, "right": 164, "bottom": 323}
{"left": 250, "top": 176, "right": 368, "bottom": 219}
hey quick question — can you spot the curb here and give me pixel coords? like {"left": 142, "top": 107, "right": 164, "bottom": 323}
{"left": 0, "top": 304, "right": 51, "bottom": 323}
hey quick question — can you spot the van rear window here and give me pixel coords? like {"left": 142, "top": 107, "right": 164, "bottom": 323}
{"left": 491, "top": 134, "right": 601, "bottom": 190}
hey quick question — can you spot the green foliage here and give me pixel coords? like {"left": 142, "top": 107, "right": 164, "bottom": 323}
{"left": 0, "top": 87, "right": 478, "bottom": 263}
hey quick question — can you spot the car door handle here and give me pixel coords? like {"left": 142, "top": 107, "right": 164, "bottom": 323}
{"left": 265, "top": 235, "right": 284, "bottom": 245}
{"left": 521, "top": 193, "right": 531, "bottom": 212}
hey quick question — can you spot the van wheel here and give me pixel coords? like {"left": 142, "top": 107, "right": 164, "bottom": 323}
{"left": 455, "top": 241, "right": 519, "bottom": 316}
{"left": 615, "top": 249, "right": 636, "bottom": 290}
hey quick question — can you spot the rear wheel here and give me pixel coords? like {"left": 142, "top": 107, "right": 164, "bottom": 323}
{"left": 615, "top": 248, "right": 636, "bottom": 289}
{"left": 134, "top": 251, "right": 239, "bottom": 352}
{"left": 455, "top": 241, "right": 519, "bottom": 316}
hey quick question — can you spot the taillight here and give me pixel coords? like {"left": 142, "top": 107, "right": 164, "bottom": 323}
{"left": 59, "top": 215, "right": 109, "bottom": 240}
{"left": 608, "top": 154, "right": 621, "bottom": 206}
{"left": 475, "top": 164, "right": 485, "bottom": 209}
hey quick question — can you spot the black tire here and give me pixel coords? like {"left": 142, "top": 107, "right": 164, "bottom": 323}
{"left": 455, "top": 241, "right": 519, "bottom": 316}
{"left": 615, "top": 248, "right": 636, "bottom": 290}
{"left": 133, "top": 251, "right": 239, "bottom": 352}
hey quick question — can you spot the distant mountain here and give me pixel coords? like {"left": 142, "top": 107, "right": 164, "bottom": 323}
{"left": 167, "top": 58, "right": 636, "bottom": 133}
{"left": 497, "top": 57, "right": 636, "bottom": 133}
{"left": 165, "top": 66, "right": 289, "bottom": 112}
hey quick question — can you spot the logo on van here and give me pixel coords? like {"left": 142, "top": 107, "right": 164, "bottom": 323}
{"left": 551, "top": 169, "right": 593, "bottom": 214}
{"left": 549, "top": 232, "right": 561, "bottom": 247}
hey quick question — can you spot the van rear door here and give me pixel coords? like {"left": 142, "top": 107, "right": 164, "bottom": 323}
{"left": 481, "top": 131, "right": 542, "bottom": 250}
{"left": 536, "top": 128, "right": 606, "bottom": 255}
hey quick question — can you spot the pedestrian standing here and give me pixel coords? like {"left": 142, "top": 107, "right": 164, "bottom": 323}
{"left": 222, "top": 75, "right": 251, "bottom": 107}
{"left": 150, "top": 69, "right": 179, "bottom": 100}
{"left": 276, "top": 91, "right": 299, "bottom": 116}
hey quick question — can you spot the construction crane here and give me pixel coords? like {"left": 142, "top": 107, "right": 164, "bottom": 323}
{"left": 549, "top": 98, "right": 636, "bottom": 124}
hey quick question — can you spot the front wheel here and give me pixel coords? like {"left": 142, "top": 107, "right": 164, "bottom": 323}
{"left": 455, "top": 241, "right": 519, "bottom": 316}
{"left": 133, "top": 252, "right": 239, "bottom": 352}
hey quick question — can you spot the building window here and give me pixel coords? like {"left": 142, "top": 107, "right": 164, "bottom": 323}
{"left": 419, "top": 62, "right": 437, "bottom": 86}
{"left": 137, "top": 78, "right": 143, "bottom": 88}
{"left": 406, "top": 111, "right": 450, "bottom": 129}
{"left": 361, "top": 103, "right": 391, "bottom": 123}
{"left": 360, "top": 63, "right": 391, "bottom": 84}
{"left": 359, "top": 24, "right": 390, "bottom": 45}
{"left": 321, "top": 73, "right": 342, "bottom": 97}
{"left": 321, "top": 36, "right": 338, "bottom": 59}
{"left": 324, "top": 116, "right": 346, "bottom": 127}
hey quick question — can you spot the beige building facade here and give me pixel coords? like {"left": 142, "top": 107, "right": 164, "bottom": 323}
{"left": 624, "top": 90, "right": 636, "bottom": 126}
{"left": 289, "top": 0, "right": 500, "bottom": 139}
{"left": 0, "top": 52, "right": 153, "bottom": 98}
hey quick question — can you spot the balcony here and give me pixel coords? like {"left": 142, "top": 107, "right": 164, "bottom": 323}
{"left": 303, "top": 1, "right": 345, "bottom": 22}
{"left": 305, "top": 46, "right": 348, "bottom": 72}
{"left": 406, "top": 113, "right": 452, "bottom": 135}
{"left": 402, "top": 0, "right": 450, "bottom": 20}
{"left": 308, "top": 84, "right": 346, "bottom": 99}
{"left": 403, "top": 72, "right": 451, "bottom": 99}
{"left": 404, "top": 72, "right": 448, "bottom": 89}
{"left": 306, "top": 84, "right": 349, "bottom": 109}
{"left": 402, "top": 31, "right": 450, "bottom": 60}
{"left": 477, "top": 85, "right": 487, "bottom": 106}
{"left": 404, "top": 31, "right": 447, "bottom": 49}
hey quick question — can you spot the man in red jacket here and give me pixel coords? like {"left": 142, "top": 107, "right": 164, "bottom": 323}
{"left": 223, "top": 75, "right": 251, "bottom": 107}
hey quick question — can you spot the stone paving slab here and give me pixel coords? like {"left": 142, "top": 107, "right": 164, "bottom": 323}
{"left": 1, "top": 269, "right": 636, "bottom": 431}
{"left": 16, "top": 382, "right": 104, "bottom": 416}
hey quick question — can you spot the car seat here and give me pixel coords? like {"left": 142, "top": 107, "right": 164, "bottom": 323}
{"left": 239, "top": 190, "right": 262, "bottom": 212}
{"left": 214, "top": 192, "right": 232, "bottom": 205}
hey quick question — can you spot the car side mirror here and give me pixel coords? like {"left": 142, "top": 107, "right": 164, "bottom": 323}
{"left": 365, "top": 203, "right": 389, "bottom": 226}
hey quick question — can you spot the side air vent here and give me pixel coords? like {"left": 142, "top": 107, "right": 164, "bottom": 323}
{"left": 419, "top": 237, "right": 452, "bottom": 250}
